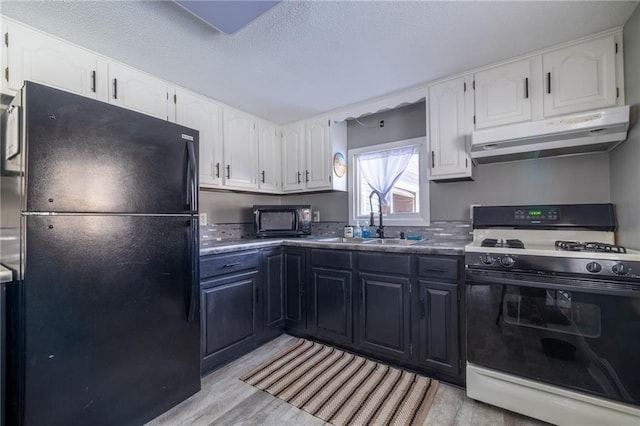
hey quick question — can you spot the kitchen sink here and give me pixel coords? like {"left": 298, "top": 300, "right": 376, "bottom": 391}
{"left": 314, "top": 237, "right": 419, "bottom": 246}
{"left": 362, "top": 238, "right": 418, "bottom": 245}
{"left": 314, "top": 237, "right": 367, "bottom": 243}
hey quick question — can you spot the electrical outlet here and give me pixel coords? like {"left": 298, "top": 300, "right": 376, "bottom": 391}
{"left": 199, "top": 212, "right": 208, "bottom": 226}
{"left": 379, "top": 120, "right": 384, "bottom": 127}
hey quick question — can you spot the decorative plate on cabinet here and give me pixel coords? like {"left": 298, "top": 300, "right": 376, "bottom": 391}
{"left": 333, "top": 152, "right": 346, "bottom": 178}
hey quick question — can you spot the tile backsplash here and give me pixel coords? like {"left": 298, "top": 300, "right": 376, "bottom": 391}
{"left": 200, "top": 221, "right": 471, "bottom": 248}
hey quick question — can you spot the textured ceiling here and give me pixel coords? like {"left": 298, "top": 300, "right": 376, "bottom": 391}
{"left": 1, "top": 1, "right": 638, "bottom": 124}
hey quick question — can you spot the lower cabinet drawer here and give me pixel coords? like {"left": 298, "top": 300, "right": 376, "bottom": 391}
{"left": 358, "top": 252, "right": 411, "bottom": 275}
{"left": 417, "top": 256, "right": 459, "bottom": 281}
{"left": 200, "top": 250, "right": 260, "bottom": 279}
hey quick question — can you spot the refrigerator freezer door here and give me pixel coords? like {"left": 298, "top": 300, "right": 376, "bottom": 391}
{"left": 8, "top": 215, "right": 200, "bottom": 426}
{"left": 23, "top": 82, "right": 198, "bottom": 214}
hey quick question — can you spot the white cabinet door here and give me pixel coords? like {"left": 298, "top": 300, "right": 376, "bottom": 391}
{"left": 543, "top": 36, "right": 617, "bottom": 117}
{"left": 175, "top": 88, "right": 223, "bottom": 188}
{"left": 4, "top": 21, "right": 107, "bottom": 100}
{"left": 1, "top": 20, "right": 10, "bottom": 95}
{"left": 305, "top": 118, "right": 332, "bottom": 190}
{"left": 281, "top": 123, "right": 305, "bottom": 192}
{"left": 258, "top": 120, "right": 281, "bottom": 193}
{"left": 475, "top": 59, "right": 532, "bottom": 129}
{"left": 223, "top": 107, "right": 258, "bottom": 190}
{"left": 108, "top": 62, "right": 172, "bottom": 120}
{"left": 428, "top": 77, "right": 473, "bottom": 180}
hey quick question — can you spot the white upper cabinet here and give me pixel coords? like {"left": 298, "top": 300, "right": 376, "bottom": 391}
{"left": 107, "top": 62, "right": 173, "bottom": 121}
{"left": 223, "top": 106, "right": 258, "bottom": 190}
{"left": 4, "top": 21, "right": 107, "bottom": 100}
{"left": 542, "top": 36, "right": 617, "bottom": 117}
{"left": 281, "top": 117, "right": 347, "bottom": 193}
{"left": 305, "top": 118, "right": 332, "bottom": 190}
{"left": 175, "top": 88, "right": 223, "bottom": 188}
{"left": 258, "top": 120, "right": 282, "bottom": 193}
{"left": 428, "top": 77, "right": 473, "bottom": 181}
{"left": 474, "top": 59, "right": 534, "bottom": 129}
{"left": 305, "top": 117, "right": 347, "bottom": 192}
{"left": 281, "top": 122, "right": 305, "bottom": 192}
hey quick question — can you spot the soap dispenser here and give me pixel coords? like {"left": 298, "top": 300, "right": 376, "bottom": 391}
{"left": 354, "top": 221, "right": 362, "bottom": 238}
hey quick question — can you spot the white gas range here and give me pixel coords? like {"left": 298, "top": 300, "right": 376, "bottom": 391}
{"left": 464, "top": 204, "right": 640, "bottom": 426}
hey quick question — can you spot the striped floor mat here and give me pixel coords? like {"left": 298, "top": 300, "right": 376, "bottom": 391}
{"left": 240, "top": 339, "right": 439, "bottom": 426}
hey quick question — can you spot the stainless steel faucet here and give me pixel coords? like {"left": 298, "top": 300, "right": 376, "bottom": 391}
{"left": 369, "top": 190, "right": 384, "bottom": 238}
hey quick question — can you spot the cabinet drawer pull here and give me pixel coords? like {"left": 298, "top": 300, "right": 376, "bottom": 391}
{"left": 223, "top": 262, "right": 240, "bottom": 268}
{"left": 524, "top": 77, "right": 529, "bottom": 99}
{"left": 546, "top": 72, "right": 551, "bottom": 94}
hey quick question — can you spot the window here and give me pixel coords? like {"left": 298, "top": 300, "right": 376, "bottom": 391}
{"left": 348, "top": 137, "right": 430, "bottom": 227}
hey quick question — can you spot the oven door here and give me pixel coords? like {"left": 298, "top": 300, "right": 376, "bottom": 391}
{"left": 466, "top": 268, "right": 640, "bottom": 407}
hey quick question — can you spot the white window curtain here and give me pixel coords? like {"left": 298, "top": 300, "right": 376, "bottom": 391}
{"left": 358, "top": 145, "right": 418, "bottom": 205}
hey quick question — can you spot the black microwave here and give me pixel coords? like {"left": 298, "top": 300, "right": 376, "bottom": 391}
{"left": 253, "top": 205, "right": 312, "bottom": 237}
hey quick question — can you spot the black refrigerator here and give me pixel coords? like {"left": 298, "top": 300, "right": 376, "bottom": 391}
{"left": 0, "top": 82, "right": 201, "bottom": 425}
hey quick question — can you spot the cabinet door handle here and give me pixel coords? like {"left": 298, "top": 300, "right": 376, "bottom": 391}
{"left": 546, "top": 72, "right": 551, "bottom": 94}
{"left": 226, "top": 164, "right": 230, "bottom": 179}
{"left": 91, "top": 70, "right": 96, "bottom": 93}
{"left": 223, "top": 262, "right": 240, "bottom": 268}
{"left": 297, "top": 171, "right": 301, "bottom": 184}
{"left": 431, "top": 151, "right": 435, "bottom": 168}
{"left": 524, "top": 77, "right": 529, "bottom": 99}
{"left": 112, "top": 78, "right": 118, "bottom": 99}
{"left": 420, "top": 297, "right": 425, "bottom": 320}
{"left": 261, "top": 170, "right": 265, "bottom": 183}
{"left": 305, "top": 170, "right": 309, "bottom": 183}
{"left": 215, "top": 162, "right": 220, "bottom": 178}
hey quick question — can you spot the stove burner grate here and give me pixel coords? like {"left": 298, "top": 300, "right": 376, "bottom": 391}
{"left": 554, "top": 240, "right": 627, "bottom": 254}
{"left": 481, "top": 238, "right": 525, "bottom": 249}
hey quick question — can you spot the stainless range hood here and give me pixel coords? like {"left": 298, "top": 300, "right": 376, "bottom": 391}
{"left": 470, "top": 106, "right": 630, "bottom": 164}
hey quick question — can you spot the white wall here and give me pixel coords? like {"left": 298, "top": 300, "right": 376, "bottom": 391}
{"left": 610, "top": 4, "right": 640, "bottom": 250}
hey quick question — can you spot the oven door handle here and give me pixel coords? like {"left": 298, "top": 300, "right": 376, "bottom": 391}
{"left": 465, "top": 269, "right": 640, "bottom": 297}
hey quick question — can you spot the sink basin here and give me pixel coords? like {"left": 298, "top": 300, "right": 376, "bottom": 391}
{"left": 362, "top": 238, "right": 418, "bottom": 246}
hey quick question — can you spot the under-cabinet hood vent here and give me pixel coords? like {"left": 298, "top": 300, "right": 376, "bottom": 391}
{"left": 470, "top": 106, "right": 630, "bottom": 164}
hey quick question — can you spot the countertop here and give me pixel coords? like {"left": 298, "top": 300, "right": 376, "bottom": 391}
{"left": 200, "top": 237, "right": 468, "bottom": 257}
{"left": 0, "top": 264, "right": 13, "bottom": 283}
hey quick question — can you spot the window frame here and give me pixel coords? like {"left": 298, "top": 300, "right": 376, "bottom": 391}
{"left": 347, "top": 136, "right": 430, "bottom": 227}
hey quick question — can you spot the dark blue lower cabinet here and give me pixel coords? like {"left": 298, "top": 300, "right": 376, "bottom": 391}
{"left": 357, "top": 272, "right": 412, "bottom": 361}
{"left": 200, "top": 247, "right": 465, "bottom": 385}
{"left": 418, "top": 280, "right": 460, "bottom": 377}
{"left": 201, "top": 269, "right": 261, "bottom": 374}
{"left": 309, "top": 267, "right": 353, "bottom": 345}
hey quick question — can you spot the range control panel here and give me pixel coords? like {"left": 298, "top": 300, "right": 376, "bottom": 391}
{"left": 514, "top": 208, "right": 559, "bottom": 222}
{"left": 472, "top": 204, "right": 615, "bottom": 231}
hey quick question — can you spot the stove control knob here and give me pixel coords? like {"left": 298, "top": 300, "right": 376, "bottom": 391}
{"left": 500, "top": 256, "right": 515, "bottom": 268}
{"left": 586, "top": 262, "right": 602, "bottom": 273}
{"left": 611, "top": 263, "right": 630, "bottom": 276}
{"left": 480, "top": 255, "right": 495, "bottom": 265}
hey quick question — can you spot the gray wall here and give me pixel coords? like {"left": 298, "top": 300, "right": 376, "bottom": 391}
{"left": 611, "top": 4, "right": 640, "bottom": 250}
{"left": 199, "top": 190, "right": 278, "bottom": 224}
{"left": 345, "top": 103, "right": 611, "bottom": 222}
{"left": 200, "top": 98, "right": 614, "bottom": 225}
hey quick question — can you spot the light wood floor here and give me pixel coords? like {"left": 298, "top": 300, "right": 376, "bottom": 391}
{"left": 147, "top": 334, "right": 548, "bottom": 426}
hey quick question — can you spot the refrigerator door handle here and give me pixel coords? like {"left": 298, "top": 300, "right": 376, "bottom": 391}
{"left": 185, "top": 140, "right": 198, "bottom": 213}
{"left": 186, "top": 218, "right": 199, "bottom": 322}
